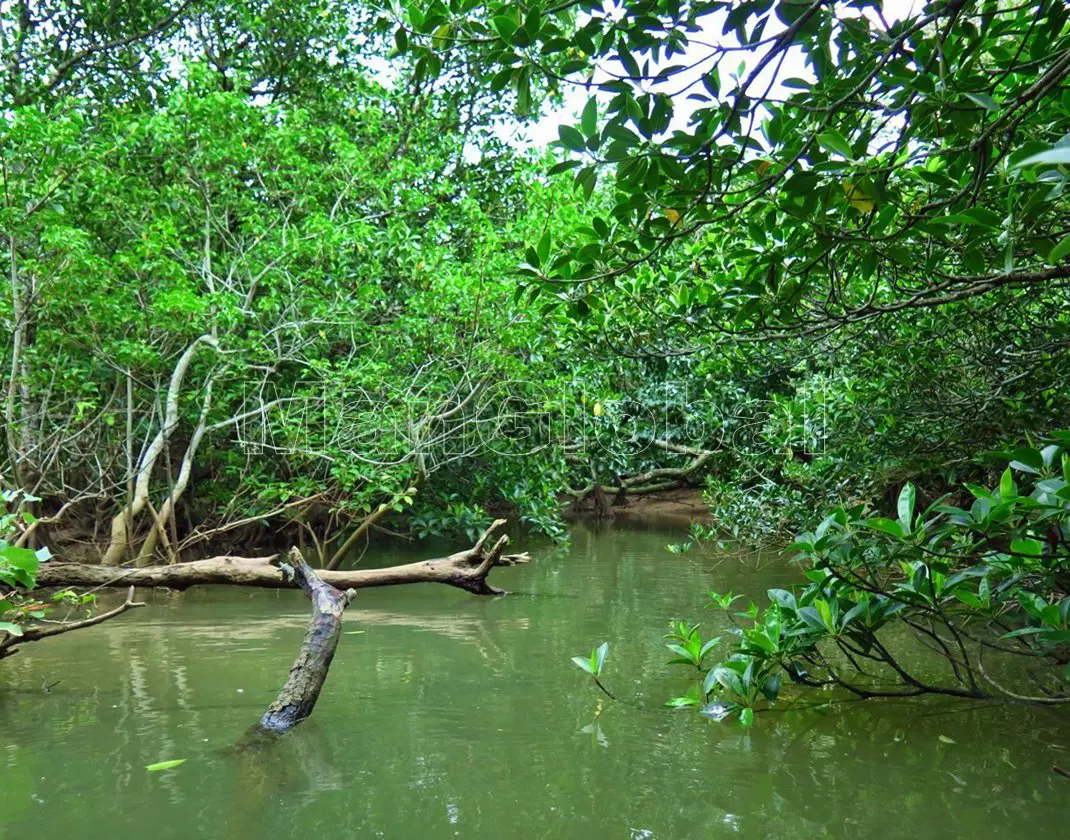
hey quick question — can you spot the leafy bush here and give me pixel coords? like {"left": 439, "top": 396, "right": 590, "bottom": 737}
{"left": 0, "top": 492, "right": 74, "bottom": 640}
{"left": 668, "top": 434, "right": 1070, "bottom": 725}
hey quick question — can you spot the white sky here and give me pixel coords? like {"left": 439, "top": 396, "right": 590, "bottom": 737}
{"left": 502, "top": 0, "right": 922, "bottom": 149}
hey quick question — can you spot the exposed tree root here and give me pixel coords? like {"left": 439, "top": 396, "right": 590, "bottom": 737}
{"left": 566, "top": 440, "right": 716, "bottom": 502}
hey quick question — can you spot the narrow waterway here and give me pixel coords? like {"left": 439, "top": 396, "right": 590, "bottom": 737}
{"left": 1, "top": 524, "right": 1067, "bottom": 839}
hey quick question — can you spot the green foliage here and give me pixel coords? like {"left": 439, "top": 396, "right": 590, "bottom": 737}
{"left": 407, "top": 0, "right": 1069, "bottom": 338}
{"left": 1, "top": 492, "right": 48, "bottom": 591}
{"left": 670, "top": 434, "right": 1070, "bottom": 725}
{"left": 570, "top": 641, "right": 609, "bottom": 677}
{"left": 0, "top": 492, "right": 88, "bottom": 642}
{"left": 1, "top": 58, "right": 605, "bottom": 547}
{"left": 396, "top": 4, "right": 1070, "bottom": 557}
{"left": 410, "top": 498, "right": 494, "bottom": 543}
{"left": 571, "top": 641, "right": 615, "bottom": 700}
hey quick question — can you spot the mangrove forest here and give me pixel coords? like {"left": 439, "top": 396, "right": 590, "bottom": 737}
{"left": 2, "top": 0, "right": 1069, "bottom": 836}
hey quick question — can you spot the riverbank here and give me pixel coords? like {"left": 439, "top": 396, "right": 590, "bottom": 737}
{"left": 562, "top": 486, "right": 714, "bottom": 529}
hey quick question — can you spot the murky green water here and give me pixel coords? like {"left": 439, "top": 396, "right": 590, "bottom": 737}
{"left": 2, "top": 525, "right": 1068, "bottom": 839}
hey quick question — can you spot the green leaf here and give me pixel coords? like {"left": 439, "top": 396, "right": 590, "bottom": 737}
{"left": 1012, "top": 147, "right": 1070, "bottom": 168}
{"left": 817, "top": 129, "right": 853, "bottom": 159}
{"left": 516, "top": 68, "right": 531, "bottom": 115}
{"left": 1048, "top": 236, "right": 1070, "bottom": 265}
{"left": 699, "top": 701, "right": 732, "bottom": 721}
{"left": 558, "top": 125, "right": 586, "bottom": 153}
{"left": 1001, "top": 626, "right": 1046, "bottom": 639}
{"left": 959, "top": 207, "right": 1003, "bottom": 228}
{"left": 761, "top": 672, "right": 782, "bottom": 702}
{"left": 146, "top": 759, "right": 187, "bottom": 772}
{"left": 815, "top": 598, "right": 834, "bottom": 630}
{"left": 1008, "top": 447, "right": 1044, "bottom": 474}
{"left": 580, "top": 98, "right": 598, "bottom": 139}
{"left": 594, "top": 641, "right": 609, "bottom": 675}
{"left": 897, "top": 483, "right": 916, "bottom": 532}
{"left": 492, "top": 15, "right": 518, "bottom": 41}
{"left": 536, "top": 230, "right": 551, "bottom": 265}
{"left": 547, "top": 159, "right": 582, "bottom": 176}
{"left": 739, "top": 707, "right": 755, "bottom": 727}
{"left": 576, "top": 166, "right": 597, "bottom": 200}
{"left": 0, "top": 621, "right": 24, "bottom": 637}
{"left": 490, "top": 67, "right": 513, "bottom": 93}
{"left": 571, "top": 655, "right": 595, "bottom": 674}
{"left": 767, "top": 589, "right": 797, "bottom": 611}
{"left": 699, "top": 637, "right": 721, "bottom": 658}
{"left": 703, "top": 666, "right": 720, "bottom": 695}
{"left": 963, "top": 92, "right": 999, "bottom": 111}
{"left": 0, "top": 544, "right": 40, "bottom": 572}
{"left": 865, "top": 517, "right": 905, "bottom": 538}
{"left": 1010, "top": 538, "right": 1044, "bottom": 558}
{"left": 999, "top": 467, "right": 1016, "bottom": 499}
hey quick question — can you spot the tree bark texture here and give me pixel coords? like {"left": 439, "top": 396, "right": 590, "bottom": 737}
{"left": 38, "top": 520, "right": 528, "bottom": 595}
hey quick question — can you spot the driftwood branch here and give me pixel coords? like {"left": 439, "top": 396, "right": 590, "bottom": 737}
{"left": 0, "top": 586, "right": 146, "bottom": 659}
{"left": 257, "top": 548, "right": 355, "bottom": 734}
{"left": 247, "top": 523, "right": 516, "bottom": 736}
{"left": 38, "top": 520, "right": 529, "bottom": 595}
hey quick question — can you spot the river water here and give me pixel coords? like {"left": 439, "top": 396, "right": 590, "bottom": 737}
{"left": 1, "top": 524, "right": 1068, "bottom": 839}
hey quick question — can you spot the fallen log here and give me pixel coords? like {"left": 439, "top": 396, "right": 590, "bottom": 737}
{"left": 37, "top": 519, "right": 527, "bottom": 595}
{"left": 257, "top": 548, "right": 355, "bottom": 734}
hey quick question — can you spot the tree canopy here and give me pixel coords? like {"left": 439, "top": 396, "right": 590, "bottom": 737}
{"left": 392, "top": 0, "right": 1069, "bottom": 338}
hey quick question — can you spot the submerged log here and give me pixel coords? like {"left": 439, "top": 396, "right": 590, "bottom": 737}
{"left": 257, "top": 548, "right": 355, "bottom": 734}
{"left": 37, "top": 519, "right": 527, "bottom": 595}
{"left": 244, "top": 521, "right": 519, "bottom": 735}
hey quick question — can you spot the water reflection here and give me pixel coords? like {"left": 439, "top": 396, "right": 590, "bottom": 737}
{"left": 0, "top": 525, "right": 1067, "bottom": 839}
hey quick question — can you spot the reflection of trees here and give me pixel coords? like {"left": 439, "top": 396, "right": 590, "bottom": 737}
{"left": 0, "top": 532, "right": 1068, "bottom": 839}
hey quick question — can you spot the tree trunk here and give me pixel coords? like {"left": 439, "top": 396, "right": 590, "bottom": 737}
{"left": 101, "top": 335, "right": 217, "bottom": 565}
{"left": 39, "top": 519, "right": 527, "bottom": 594}
{"left": 136, "top": 379, "right": 214, "bottom": 565}
{"left": 588, "top": 461, "right": 613, "bottom": 520}
{"left": 256, "top": 548, "right": 354, "bottom": 734}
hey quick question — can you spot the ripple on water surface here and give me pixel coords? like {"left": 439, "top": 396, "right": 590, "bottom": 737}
{"left": 1, "top": 524, "right": 1068, "bottom": 839}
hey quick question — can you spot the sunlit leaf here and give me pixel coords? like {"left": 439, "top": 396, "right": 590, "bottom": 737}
{"left": 571, "top": 655, "right": 595, "bottom": 674}
{"left": 146, "top": 759, "right": 187, "bottom": 772}
{"left": 843, "top": 182, "right": 875, "bottom": 212}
